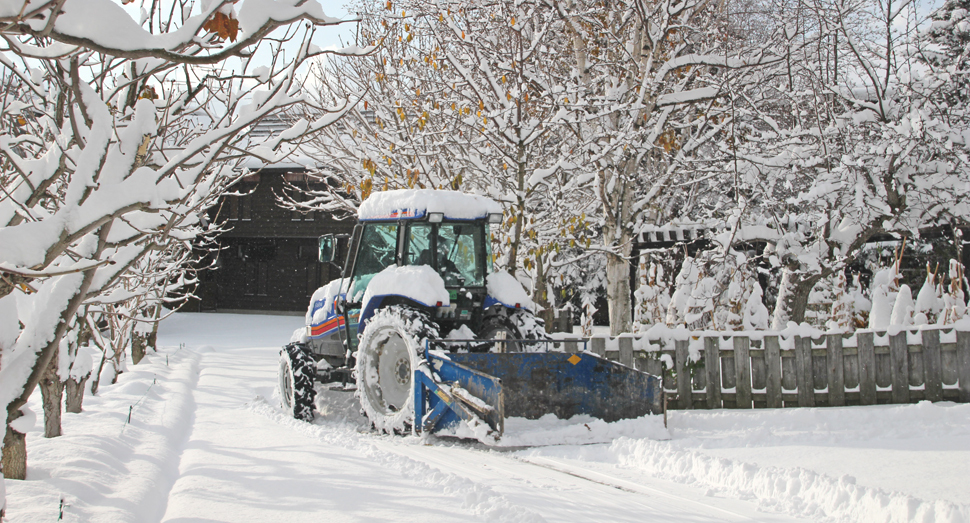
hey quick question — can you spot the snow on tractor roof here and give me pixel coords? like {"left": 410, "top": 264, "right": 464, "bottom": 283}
{"left": 358, "top": 189, "right": 503, "bottom": 221}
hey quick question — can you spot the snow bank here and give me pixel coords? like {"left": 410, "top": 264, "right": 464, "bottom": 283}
{"left": 523, "top": 402, "right": 970, "bottom": 523}
{"left": 358, "top": 189, "right": 503, "bottom": 221}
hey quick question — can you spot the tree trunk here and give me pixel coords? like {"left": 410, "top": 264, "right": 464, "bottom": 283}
{"left": 2, "top": 419, "right": 26, "bottom": 480}
{"left": 771, "top": 266, "right": 822, "bottom": 328}
{"left": 131, "top": 331, "right": 147, "bottom": 365}
{"left": 39, "top": 351, "right": 63, "bottom": 438}
{"left": 605, "top": 249, "right": 633, "bottom": 336}
{"left": 65, "top": 375, "right": 90, "bottom": 414}
{"left": 534, "top": 251, "right": 555, "bottom": 330}
{"left": 146, "top": 305, "right": 160, "bottom": 352}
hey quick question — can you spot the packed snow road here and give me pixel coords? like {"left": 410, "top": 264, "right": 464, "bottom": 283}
{"left": 153, "top": 313, "right": 802, "bottom": 523}
{"left": 5, "top": 312, "right": 969, "bottom": 522}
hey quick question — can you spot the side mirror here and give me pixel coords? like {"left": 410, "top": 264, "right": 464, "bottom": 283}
{"left": 318, "top": 234, "right": 336, "bottom": 263}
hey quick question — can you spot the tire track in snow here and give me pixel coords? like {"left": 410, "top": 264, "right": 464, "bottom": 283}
{"left": 145, "top": 347, "right": 203, "bottom": 523}
{"left": 248, "top": 397, "right": 546, "bottom": 523}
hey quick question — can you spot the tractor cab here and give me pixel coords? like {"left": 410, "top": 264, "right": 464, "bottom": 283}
{"left": 310, "top": 190, "right": 513, "bottom": 362}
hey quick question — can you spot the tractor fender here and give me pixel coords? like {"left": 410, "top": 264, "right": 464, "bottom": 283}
{"left": 358, "top": 265, "right": 449, "bottom": 335}
{"left": 484, "top": 271, "right": 536, "bottom": 312}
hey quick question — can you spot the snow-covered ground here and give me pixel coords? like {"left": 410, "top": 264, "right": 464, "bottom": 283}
{"left": 4, "top": 312, "right": 969, "bottom": 522}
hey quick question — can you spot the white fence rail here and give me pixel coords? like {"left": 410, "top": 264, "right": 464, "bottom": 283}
{"left": 555, "top": 328, "right": 970, "bottom": 409}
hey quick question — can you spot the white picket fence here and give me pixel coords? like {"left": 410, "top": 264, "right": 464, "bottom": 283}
{"left": 553, "top": 327, "right": 970, "bottom": 409}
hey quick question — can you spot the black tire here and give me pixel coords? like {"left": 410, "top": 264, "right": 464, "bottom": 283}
{"left": 279, "top": 343, "right": 316, "bottom": 421}
{"left": 355, "top": 306, "right": 439, "bottom": 434}
{"left": 479, "top": 308, "right": 550, "bottom": 352}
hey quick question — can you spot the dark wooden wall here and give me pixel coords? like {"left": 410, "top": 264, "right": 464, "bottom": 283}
{"left": 193, "top": 168, "right": 354, "bottom": 312}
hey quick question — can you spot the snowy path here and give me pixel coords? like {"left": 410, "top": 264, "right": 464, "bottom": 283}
{"left": 154, "top": 313, "right": 804, "bottom": 523}
{"left": 5, "top": 312, "right": 968, "bottom": 522}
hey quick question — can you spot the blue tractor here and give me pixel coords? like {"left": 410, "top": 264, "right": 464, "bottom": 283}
{"left": 279, "top": 189, "right": 662, "bottom": 439}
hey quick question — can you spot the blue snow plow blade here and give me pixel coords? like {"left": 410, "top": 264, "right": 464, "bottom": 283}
{"left": 414, "top": 341, "right": 664, "bottom": 438}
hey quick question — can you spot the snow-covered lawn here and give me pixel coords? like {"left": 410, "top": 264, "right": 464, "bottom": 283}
{"left": 4, "top": 312, "right": 968, "bottom": 522}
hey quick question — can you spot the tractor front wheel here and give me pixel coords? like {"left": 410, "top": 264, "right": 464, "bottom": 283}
{"left": 279, "top": 343, "right": 316, "bottom": 421}
{"left": 355, "top": 306, "right": 438, "bottom": 434}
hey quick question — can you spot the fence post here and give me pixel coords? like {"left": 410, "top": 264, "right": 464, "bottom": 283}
{"left": 675, "top": 339, "right": 692, "bottom": 409}
{"left": 889, "top": 332, "right": 910, "bottom": 404}
{"left": 764, "top": 336, "right": 783, "bottom": 408}
{"left": 704, "top": 336, "right": 722, "bottom": 409}
{"left": 958, "top": 330, "right": 970, "bottom": 403}
{"left": 618, "top": 337, "right": 634, "bottom": 367}
{"left": 922, "top": 329, "right": 943, "bottom": 402}
{"left": 826, "top": 334, "right": 845, "bottom": 407}
{"left": 858, "top": 332, "right": 876, "bottom": 405}
{"left": 591, "top": 337, "right": 606, "bottom": 357}
{"left": 734, "top": 336, "right": 751, "bottom": 408}
{"left": 795, "top": 336, "right": 815, "bottom": 407}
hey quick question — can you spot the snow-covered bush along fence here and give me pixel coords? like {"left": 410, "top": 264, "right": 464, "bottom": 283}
{"left": 560, "top": 325, "right": 970, "bottom": 410}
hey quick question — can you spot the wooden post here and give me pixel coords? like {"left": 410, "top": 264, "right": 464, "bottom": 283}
{"left": 591, "top": 337, "right": 606, "bottom": 357}
{"left": 922, "top": 329, "right": 943, "bottom": 402}
{"left": 889, "top": 332, "right": 910, "bottom": 404}
{"left": 618, "top": 337, "right": 634, "bottom": 367}
{"left": 858, "top": 332, "right": 877, "bottom": 405}
{"left": 704, "top": 337, "right": 722, "bottom": 409}
{"left": 958, "top": 330, "right": 970, "bottom": 403}
{"left": 826, "top": 334, "right": 845, "bottom": 407}
{"left": 564, "top": 340, "right": 578, "bottom": 354}
{"left": 675, "top": 339, "right": 692, "bottom": 409}
{"left": 795, "top": 336, "right": 815, "bottom": 407}
{"left": 764, "top": 336, "right": 783, "bottom": 408}
{"left": 734, "top": 336, "right": 752, "bottom": 409}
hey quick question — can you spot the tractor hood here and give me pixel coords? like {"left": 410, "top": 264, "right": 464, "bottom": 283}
{"left": 358, "top": 189, "right": 503, "bottom": 222}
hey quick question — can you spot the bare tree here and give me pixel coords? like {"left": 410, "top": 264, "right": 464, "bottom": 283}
{"left": 0, "top": 0, "right": 358, "bottom": 509}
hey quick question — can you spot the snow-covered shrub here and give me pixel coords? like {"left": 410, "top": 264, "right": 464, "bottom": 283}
{"left": 634, "top": 259, "right": 671, "bottom": 332}
{"left": 941, "top": 259, "right": 968, "bottom": 324}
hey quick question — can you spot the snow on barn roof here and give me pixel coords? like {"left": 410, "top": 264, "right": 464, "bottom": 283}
{"left": 358, "top": 189, "right": 503, "bottom": 221}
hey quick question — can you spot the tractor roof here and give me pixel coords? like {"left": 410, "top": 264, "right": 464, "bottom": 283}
{"left": 358, "top": 189, "right": 503, "bottom": 222}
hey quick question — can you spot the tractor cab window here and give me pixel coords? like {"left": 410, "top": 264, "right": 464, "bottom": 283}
{"left": 347, "top": 222, "right": 398, "bottom": 303}
{"left": 406, "top": 223, "right": 433, "bottom": 266}
{"left": 437, "top": 223, "right": 484, "bottom": 287}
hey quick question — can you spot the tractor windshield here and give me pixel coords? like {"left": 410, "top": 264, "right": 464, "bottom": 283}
{"left": 347, "top": 222, "right": 398, "bottom": 303}
{"left": 406, "top": 222, "right": 485, "bottom": 287}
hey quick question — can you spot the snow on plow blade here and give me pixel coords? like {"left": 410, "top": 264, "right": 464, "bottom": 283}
{"left": 415, "top": 340, "right": 664, "bottom": 439}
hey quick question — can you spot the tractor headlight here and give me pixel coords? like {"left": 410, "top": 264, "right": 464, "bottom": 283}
{"left": 488, "top": 213, "right": 502, "bottom": 224}
{"left": 428, "top": 212, "right": 444, "bottom": 223}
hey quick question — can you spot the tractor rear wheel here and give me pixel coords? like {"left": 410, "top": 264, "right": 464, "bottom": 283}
{"left": 479, "top": 309, "right": 550, "bottom": 352}
{"left": 279, "top": 343, "right": 316, "bottom": 421}
{"left": 355, "top": 306, "right": 438, "bottom": 434}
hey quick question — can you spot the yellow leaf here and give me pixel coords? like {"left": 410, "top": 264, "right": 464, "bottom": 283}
{"left": 511, "top": 17, "right": 516, "bottom": 25}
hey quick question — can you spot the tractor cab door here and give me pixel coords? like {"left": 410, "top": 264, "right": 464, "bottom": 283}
{"left": 340, "top": 222, "right": 400, "bottom": 352}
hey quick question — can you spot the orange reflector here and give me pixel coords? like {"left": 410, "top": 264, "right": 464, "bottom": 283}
{"left": 567, "top": 354, "right": 582, "bottom": 365}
